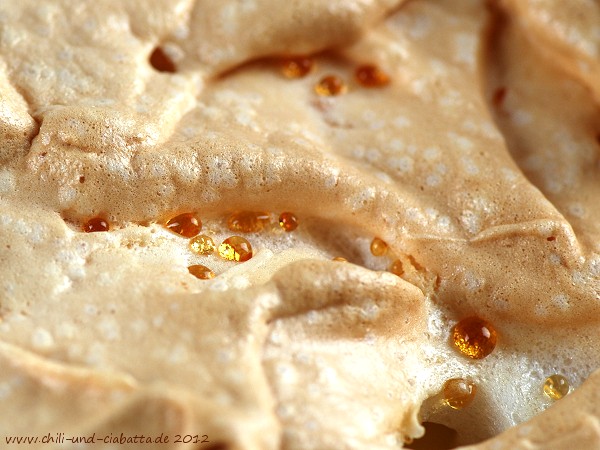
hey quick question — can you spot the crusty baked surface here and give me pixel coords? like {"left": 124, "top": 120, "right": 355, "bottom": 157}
{"left": 1, "top": 0, "right": 600, "bottom": 448}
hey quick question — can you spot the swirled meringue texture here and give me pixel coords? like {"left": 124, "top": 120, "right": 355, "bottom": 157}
{"left": 1, "top": 0, "right": 600, "bottom": 448}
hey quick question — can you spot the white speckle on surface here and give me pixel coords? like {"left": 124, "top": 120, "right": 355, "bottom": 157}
{"left": 423, "top": 147, "right": 439, "bottom": 161}
{"left": 0, "top": 382, "right": 12, "bottom": 400}
{"left": 375, "top": 171, "right": 393, "bottom": 184}
{"left": 464, "top": 271, "right": 483, "bottom": 292}
{"left": 209, "top": 278, "right": 229, "bottom": 291}
{"left": 389, "top": 138, "right": 404, "bottom": 151}
{"left": 57, "top": 186, "right": 77, "bottom": 205}
{"left": 0, "top": 170, "right": 15, "bottom": 194}
{"left": 31, "top": 327, "right": 54, "bottom": 350}
{"left": 207, "top": 156, "right": 238, "bottom": 189}
{"left": 461, "top": 157, "right": 479, "bottom": 175}
{"left": 324, "top": 167, "right": 340, "bottom": 189}
{"left": 167, "top": 344, "right": 189, "bottom": 364}
{"left": 84, "top": 304, "right": 98, "bottom": 316}
{"left": 551, "top": 293, "right": 570, "bottom": 311}
{"left": 220, "top": 3, "right": 238, "bottom": 35}
{"left": 453, "top": 33, "right": 476, "bottom": 67}
{"left": 568, "top": 203, "right": 585, "bottom": 218}
{"left": 549, "top": 253, "right": 562, "bottom": 265}
{"left": 360, "top": 303, "right": 379, "bottom": 320}
{"left": 306, "top": 310, "right": 319, "bottom": 325}
{"left": 501, "top": 167, "right": 518, "bottom": 182}
{"left": 52, "top": 275, "right": 72, "bottom": 294}
{"left": 436, "top": 215, "right": 452, "bottom": 232}
{"left": 517, "top": 425, "right": 533, "bottom": 438}
{"left": 365, "top": 148, "right": 381, "bottom": 163}
{"left": 57, "top": 322, "right": 76, "bottom": 339}
{"left": 346, "top": 187, "right": 376, "bottom": 211}
{"left": 232, "top": 275, "right": 250, "bottom": 290}
{"left": 426, "top": 174, "right": 441, "bottom": 187}
{"left": 460, "top": 210, "right": 480, "bottom": 234}
{"left": 393, "top": 116, "right": 411, "bottom": 129}
{"left": 85, "top": 342, "right": 106, "bottom": 366}
{"left": 410, "top": 78, "right": 429, "bottom": 97}
{"left": 388, "top": 156, "right": 413, "bottom": 174}
{"left": 98, "top": 318, "right": 120, "bottom": 341}
{"left": 512, "top": 110, "right": 533, "bottom": 126}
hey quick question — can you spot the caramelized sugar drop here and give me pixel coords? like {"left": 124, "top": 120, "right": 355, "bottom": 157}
{"left": 315, "top": 75, "right": 347, "bottom": 96}
{"left": 189, "top": 235, "right": 216, "bottom": 255}
{"left": 188, "top": 264, "right": 215, "bottom": 280}
{"left": 281, "top": 56, "right": 314, "bottom": 78}
{"left": 443, "top": 378, "right": 477, "bottom": 409}
{"left": 165, "top": 213, "right": 201, "bottom": 238}
{"left": 543, "top": 374, "right": 570, "bottom": 400}
{"left": 83, "top": 217, "right": 109, "bottom": 233}
{"left": 227, "top": 211, "right": 270, "bottom": 233}
{"left": 452, "top": 316, "right": 497, "bottom": 359}
{"left": 218, "top": 236, "right": 253, "bottom": 262}
{"left": 355, "top": 64, "right": 390, "bottom": 88}
{"left": 149, "top": 46, "right": 176, "bottom": 73}
{"left": 492, "top": 87, "right": 507, "bottom": 107}
{"left": 332, "top": 257, "right": 347, "bottom": 262}
{"left": 370, "top": 237, "right": 388, "bottom": 256}
{"left": 389, "top": 259, "right": 404, "bottom": 276}
{"left": 279, "top": 212, "right": 298, "bottom": 232}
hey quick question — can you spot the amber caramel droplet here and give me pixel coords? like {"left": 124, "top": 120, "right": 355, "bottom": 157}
{"left": 189, "top": 235, "right": 216, "bottom": 255}
{"left": 315, "top": 75, "right": 347, "bottom": 96}
{"left": 165, "top": 213, "right": 201, "bottom": 238}
{"left": 83, "top": 217, "right": 109, "bottom": 233}
{"left": 443, "top": 378, "right": 477, "bottom": 409}
{"left": 332, "top": 257, "right": 347, "bottom": 262}
{"left": 218, "top": 236, "right": 253, "bottom": 262}
{"left": 452, "top": 316, "right": 497, "bottom": 359}
{"left": 227, "top": 211, "right": 270, "bottom": 233}
{"left": 543, "top": 374, "right": 569, "bottom": 400}
{"left": 355, "top": 64, "right": 390, "bottom": 88}
{"left": 149, "top": 47, "right": 176, "bottom": 73}
{"left": 281, "top": 56, "right": 314, "bottom": 78}
{"left": 492, "top": 87, "right": 507, "bottom": 107}
{"left": 188, "top": 264, "right": 215, "bottom": 280}
{"left": 370, "top": 237, "right": 388, "bottom": 256}
{"left": 279, "top": 212, "right": 298, "bottom": 232}
{"left": 389, "top": 259, "right": 404, "bottom": 276}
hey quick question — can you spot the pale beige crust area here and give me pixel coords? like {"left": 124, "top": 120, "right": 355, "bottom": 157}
{"left": 1, "top": 0, "right": 600, "bottom": 449}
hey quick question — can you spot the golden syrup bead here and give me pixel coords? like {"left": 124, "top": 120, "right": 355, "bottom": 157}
{"left": 83, "top": 217, "right": 109, "bottom": 233}
{"left": 370, "top": 237, "right": 388, "bottom": 256}
{"left": 165, "top": 213, "right": 201, "bottom": 238}
{"left": 543, "top": 375, "right": 569, "bottom": 400}
{"left": 452, "top": 316, "right": 498, "bottom": 359}
{"left": 218, "top": 236, "right": 253, "bottom": 262}
{"left": 227, "top": 211, "right": 270, "bottom": 233}
{"left": 281, "top": 56, "right": 314, "bottom": 78}
{"left": 389, "top": 259, "right": 404, "bottom": 276}
{"left": 279, "top": 212, "right": 298, "bottom": 232}
{"left": 332, "top": 257, "right": 347, "bottom": 262}
{"left": 443, "top": 378, "right": 477, "bottom": 409}
{"left": 492, "top": 86, "right": 507, "bottom": 107}
{"left": 149, "top": 46, "right": 176, "bottom": 73}
{"left": 315, "top": 75, "right": 347, "bottom": 96}
{"left": 189, "top": 235, "right": 216, "bottom": 255}
{"left": 355, "top": 64, "right": 390, "bottom": 88}
{"left": 188, "top": 264, "right": 215, "bottom": 280}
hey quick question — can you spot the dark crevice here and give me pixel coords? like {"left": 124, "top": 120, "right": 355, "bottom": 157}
{"left": 406, "top": 422, "right": 458, "bottom": 450}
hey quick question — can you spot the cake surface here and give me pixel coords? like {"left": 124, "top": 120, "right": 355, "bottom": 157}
{"left": 1, "top": 0, "right": 600, "bottom": 448}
